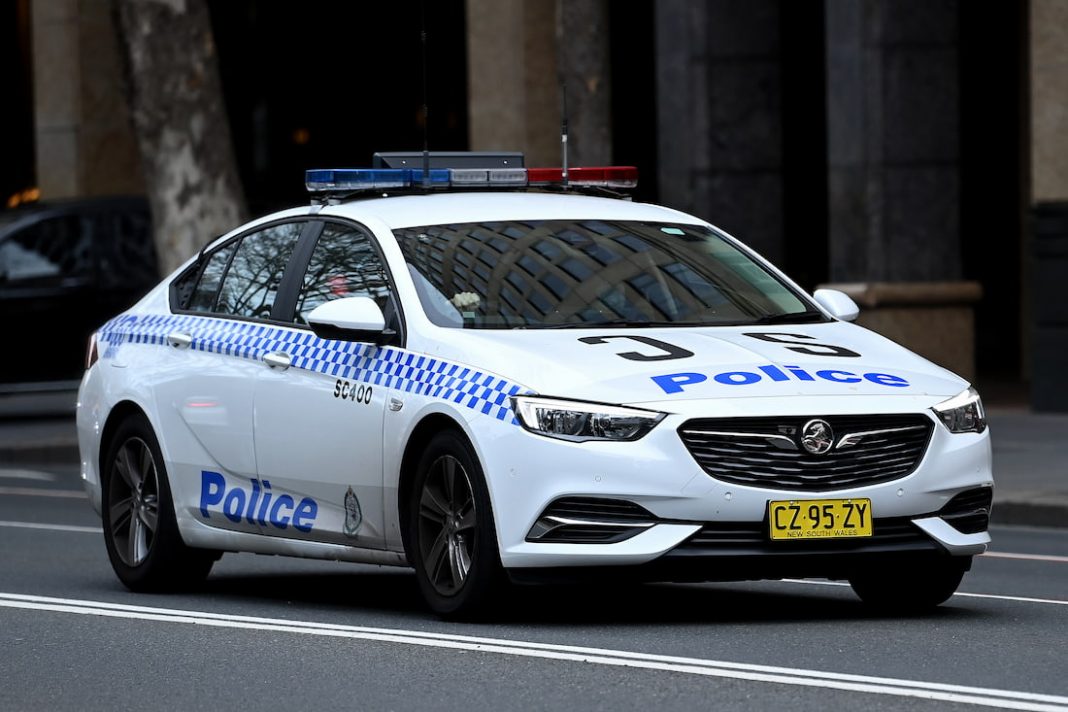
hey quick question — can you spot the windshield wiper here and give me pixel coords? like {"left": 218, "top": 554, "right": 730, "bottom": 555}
{"left": 747, "top": 310, "right": 828, "bottom": 325}
{"left": 513, "top": 312, "right": 827, "bottom": 329}
{"left": 517, "top": 319, "right": 710, "bottom": 330}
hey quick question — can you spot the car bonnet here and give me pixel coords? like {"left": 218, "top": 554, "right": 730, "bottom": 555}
{"left": 412, "top": 320, "right": 968, "bottom": 406}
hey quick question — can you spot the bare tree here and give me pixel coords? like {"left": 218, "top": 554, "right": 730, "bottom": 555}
{"left": 113, "top": 0, "right": 247, "bottom": 275}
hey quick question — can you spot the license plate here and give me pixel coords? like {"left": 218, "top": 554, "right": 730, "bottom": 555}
{"left": 768, "top": 498, "right": 873, "bottom": 540}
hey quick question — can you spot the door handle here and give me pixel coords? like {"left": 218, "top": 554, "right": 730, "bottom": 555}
{"left": 167, "top": 332, "right": 193, "bottom": 349}
{"left": 263, "top": 351, "right": 292, "bottom": 370}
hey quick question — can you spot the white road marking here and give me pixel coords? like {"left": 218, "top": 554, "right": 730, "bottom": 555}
{"left": 950, "top": 591, "right": 1068, "bottom": 606}
{"left": 0, "top": 593, "right": 1064, "bottom": 711}
{"left": 4, "top": 519, "right": 1067, "bottom": 608}
{"left": 0, "top": 469, "right": 57, "bottom": 482}
{"left": 0, "top": 487, "right": 86, "bottom": 498}
{"left": 983, "top": 551, "right": 1068, "bottom": 564}
{"left": 782, "top": 579, "right": 1068, "bottom": 606}
{"left": 0, "top": 520, "right": 100, "bottom": 533}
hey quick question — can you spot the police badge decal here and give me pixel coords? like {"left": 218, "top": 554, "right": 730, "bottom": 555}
{"left": 343, "top": 486, "right": 363, "bottom": 537}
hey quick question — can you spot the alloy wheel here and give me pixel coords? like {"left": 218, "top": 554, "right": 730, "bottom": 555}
{"left": 108, "top": 437, "right": 160, "bottom": 567}
{"left": 417, "top": 454, "right": 477, "bottom": 596}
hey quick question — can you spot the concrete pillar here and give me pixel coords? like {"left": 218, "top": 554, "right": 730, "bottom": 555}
{"left": 1027, "top": 0, "right": 1068, "bottom": 410}
{"left": 1030, "top": 0, "right": 1068, "bottom": 203}
{"left": 556, "top": 0, "right": 612, "bottom": 166}
{"left": 825, "top": 0, "right": 961, "bottom": 282}
{"left": 655, "top": 0, "right": 785, "bottom": 264}
{"left": 31, "top": 0, "right": 142, "bottom": 199}
{"left": 466, "top": 0, "right": 559, "bottom": 166}
{"left": 822, "top": 1, "right": 981, "bottom": 380}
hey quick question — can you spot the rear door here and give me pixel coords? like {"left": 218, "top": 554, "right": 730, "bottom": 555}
{"left": 155, "top": 219, "right": 309, "bottom": 536}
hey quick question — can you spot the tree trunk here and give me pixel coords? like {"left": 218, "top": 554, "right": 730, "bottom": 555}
{"left": 113, "top": 0, "right": 246, "bottom": 275}
{"left": 556, "top": 0, "right": 613, "bottom": 166}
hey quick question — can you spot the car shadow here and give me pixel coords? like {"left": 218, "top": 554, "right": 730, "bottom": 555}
{"left": 186, "top": 566, "right": 986, "bottom": 627}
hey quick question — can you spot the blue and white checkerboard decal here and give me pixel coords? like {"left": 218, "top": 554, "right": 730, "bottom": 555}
{"left": 99, "top": 313, "right": 527, "bottom": 424}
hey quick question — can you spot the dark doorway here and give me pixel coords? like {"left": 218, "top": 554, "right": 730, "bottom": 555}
{"left": 209, "top": 1, "right": 469, "bottom": 218}
{"left": 959, "top": 1, "right": 1026, "bottom": 388}
{"left": 1, "top": 0, "right": 35, "bottom": 205}
{"left": 780, "top": 0, "right": 829, "bottom": 292}
{"left": 609, "top": 0, "right": 658, "bottom": 204}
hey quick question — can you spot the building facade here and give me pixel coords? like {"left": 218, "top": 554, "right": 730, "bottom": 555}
{"left": 6, "top": 0, "right": 1066, "bottom": 408}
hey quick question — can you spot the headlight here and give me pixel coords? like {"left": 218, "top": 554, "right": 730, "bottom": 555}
{"left": 511, "top": 396, "right": 666, "bottom": 442}
{"left": 932, "top": 387, "right": 986, "bottom": 433}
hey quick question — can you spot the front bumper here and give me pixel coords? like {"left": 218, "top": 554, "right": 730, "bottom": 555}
{"left": 470, "top": 396, "right": 993, "bottom": 572}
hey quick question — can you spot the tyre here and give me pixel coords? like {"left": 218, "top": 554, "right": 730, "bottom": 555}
{"left": 101, "top": 414, "right": 216, "bottom": 591}
{"left": 407, "top": 430, "right": 507, "bottom": 618}
{"left": 848, "top": 556, "right": 969, "bottom": 612}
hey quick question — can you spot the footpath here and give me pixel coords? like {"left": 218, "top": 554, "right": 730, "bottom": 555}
{"left": 0, "top": 388, "right": 1064, "bottom": 528}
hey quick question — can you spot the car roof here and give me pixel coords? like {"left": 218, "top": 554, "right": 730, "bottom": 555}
{"left": 0, "top": 196, "right": 149, "bottom": 238}
{"left": 318, "top": 191, "right": 706, "bottom": 230}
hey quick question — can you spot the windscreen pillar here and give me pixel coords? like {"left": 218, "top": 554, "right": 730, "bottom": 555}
{"left": 31, "top": 0, "right": 143, "bottom": 198}
{"left": 655, "top": 0, "right": 786, "bottom": 265}
{"left": 822, "top": 0, "right": 978, "bottom": 380}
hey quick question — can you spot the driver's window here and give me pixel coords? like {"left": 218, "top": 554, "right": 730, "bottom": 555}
{"left": 294, "top": 223, "right": 394, "bottom": 325}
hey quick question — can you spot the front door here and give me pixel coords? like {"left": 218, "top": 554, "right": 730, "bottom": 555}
{"left": 253, "top": 221, "right": 399, "bottom": 548}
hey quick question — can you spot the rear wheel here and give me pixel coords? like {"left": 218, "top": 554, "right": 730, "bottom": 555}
{"left": 849, "top": 557, "right": 969, "bottom": 612}
{"left": 407, "top": 430, "right": 507, "bottom": 618}
{"left": 101, "top": 414, "right": 215, "bottom": 591}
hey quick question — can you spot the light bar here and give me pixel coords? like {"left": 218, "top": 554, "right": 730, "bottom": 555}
{"left": 305, "top": 166, "right": 638, "bottom": 193}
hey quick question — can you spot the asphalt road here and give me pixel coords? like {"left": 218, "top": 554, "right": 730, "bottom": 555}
{"left": 1, "top": 464, "right": 1066, "bottom": 712}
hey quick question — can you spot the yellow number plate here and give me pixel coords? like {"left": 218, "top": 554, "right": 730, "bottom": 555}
{"left": 768, "top": 498, "right": 873, "bottom": 540}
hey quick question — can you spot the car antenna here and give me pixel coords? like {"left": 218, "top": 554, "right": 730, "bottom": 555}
{"left": 559, "top": 79, "right": 569, "bottom": 188}
{"left": 420, "top": 0, "right": 430, "bottom": 190}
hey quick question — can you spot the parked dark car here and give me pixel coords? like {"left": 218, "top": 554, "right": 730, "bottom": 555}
{"left": 0, "top": 196, "right": 158, "bottom": 384}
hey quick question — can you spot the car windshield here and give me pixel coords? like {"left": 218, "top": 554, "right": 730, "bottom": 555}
{"left": 394, "top": 219, "right": 822, "bottom": 329}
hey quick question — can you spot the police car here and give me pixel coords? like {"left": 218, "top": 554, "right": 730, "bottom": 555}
{"left": 76, "top": 156, "right": 993, "bottom": 617}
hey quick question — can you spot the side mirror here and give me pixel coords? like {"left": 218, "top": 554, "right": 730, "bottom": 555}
{"left": 813, "top": 289, "right": 859, "bottom": 322}
{"left": 306, "top": 296, "right": 394, "bottom": 344}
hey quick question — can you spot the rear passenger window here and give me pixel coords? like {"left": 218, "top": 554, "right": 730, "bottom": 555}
{"left": 186, "top": 244, "right": 236, "bottom": 312}
{"left": 215, "top": 223, "right": 303, "bottom": 318}
{"left": 172, "top": 221, "right": 304, "bottom": 318}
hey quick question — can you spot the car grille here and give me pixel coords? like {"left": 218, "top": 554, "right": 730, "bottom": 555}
{"left": 678, "top": 414, "right": 934, "bottom": 491}
{"left": 681, "top": 516, "right": 929, "bottom": 550}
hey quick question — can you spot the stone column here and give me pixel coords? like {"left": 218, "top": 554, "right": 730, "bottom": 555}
{"left": 466, "top": 0, "right": 559, "bottom": 166}
{"left": 1028, "top": 0, "right": 1068, "bottom": 411}
{"left": 655, "top": 0, "right": 785, "bottom": 264}
{"left": 822, "top": 0, "right": 979, "bottom": 380}
{"left": 825, "top": 0, "right": 961, "bottom": 282}
{"left": 556, "top": 0, "right": 612, "bottom": 166}
{"left": 31, "top": 0, "right": 142, "bottom": 198}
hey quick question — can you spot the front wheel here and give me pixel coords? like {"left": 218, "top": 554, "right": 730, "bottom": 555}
{"left": 101, "top": 414, "right": 216, "bottom": 591}
{"left": 848, "top": 557, "right": 969, "bottom": 612}
{"left": 407, "top": 430, "right": 507, "bottom": 618}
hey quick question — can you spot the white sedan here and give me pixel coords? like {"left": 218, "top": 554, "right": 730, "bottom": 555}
{"left": 77, "top": 162, "right": 993, "bottom": 617}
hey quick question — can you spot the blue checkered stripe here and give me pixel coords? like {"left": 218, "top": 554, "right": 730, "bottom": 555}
{"left": 100, "top": 313, "right": 527, "bottom": 424}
